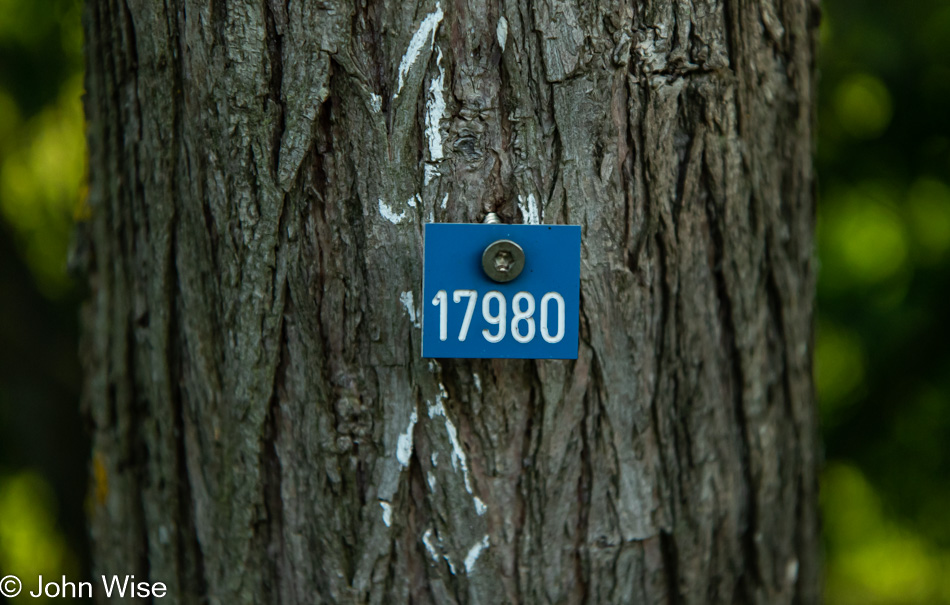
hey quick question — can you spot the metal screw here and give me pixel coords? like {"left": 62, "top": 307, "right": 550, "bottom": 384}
{"left": 482, "top": 240, "right": 525, "bottom": 282}
{"left": 494, "top": 250, "right": 514, "bottom": 273}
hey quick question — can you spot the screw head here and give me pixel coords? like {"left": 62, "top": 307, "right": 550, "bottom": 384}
{"left": 482, "top": 240, "right": 525, "bottom": 282}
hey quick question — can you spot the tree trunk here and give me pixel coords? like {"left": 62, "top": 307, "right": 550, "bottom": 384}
{"left": 80, "top": 0, "right": 820, "bottom": 602}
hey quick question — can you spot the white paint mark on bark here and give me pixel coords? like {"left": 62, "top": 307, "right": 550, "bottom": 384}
{"left": 429, "top": 529, "right": 458, "bottom": 574}
{"left": 473, "top": 372, "right": 482, "bottom": 393}
{"left": 399, "top": 291, "right": 415, "bottom": 320}
{"left": 427, "top": 471, "right": 437, "bottom": 490}
{"left": 370, "top": 93, "right": 382, "bottom": 113}
{"left": 431, "top": 452, "right": 439, "bottom": 467}
{"left": 440, "top": 193, "right": 449, "bottom": 209}
{"left": 400, "top": 291, "right": 421, "bottom": 328}
{"left": 396, "top": 406, "right": 418, "bottom": 467}
{"left": 379, "top": 198, "right": 408, "bottom": 224}
{"left": 518, "top": 193, "right": 541, "bottom": 224}
{"left": 786, "top": 559, "right": 799, "bottom": 584}
{"left": 496, "top": 16, "right": 508, "bottom": 52}
{"left": 422, "top": 529, "right": 440, "bottom": 562}
{"left": 428, "top": 383, "right": 488, "bottom": 516}
{"left": 464, "top": 535, "right": 490, "bottom": 573}
{"left": 396, "top": 3, "right": 444, "bottom": 96}
{"left": 380, "top": 501, "right": 393, "bottom": 527}
{"left": 429, "top": 397, "right": 472, "bottom": 491}
{"left": 424, "top": 165, "right": 439, "bottom": 186}
{"left": 407, "top": 194, "right": 420, "bottom": 208}
{"left": 424, "top": 47, "right": 447, "bottom": 185}
{"left": 427, "top": 383, "right": 449, "bottom": 419}
{"left": 473, "top": 497, "right": 487, "bottom": 515}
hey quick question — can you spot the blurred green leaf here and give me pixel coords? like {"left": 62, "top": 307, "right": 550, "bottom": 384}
{"left": 815, "top": 320, "right": 865, "bottom": 421}
{"left": 823, "top": 464, "right": 950, "bottom": 605}
{"left": 0, "top": 76, "right": 85, "bottom": 298}
{"left": 907, "top": 178, "right": 950, "bottom": 261}
{"left": 0, "top": 471, "right": 76, "bottom": 599}
{"left": 820, "top": 184, "right": 908, "bottom": 288}
{"left": 833, "top": 74, "right": 893, "bottom": 139}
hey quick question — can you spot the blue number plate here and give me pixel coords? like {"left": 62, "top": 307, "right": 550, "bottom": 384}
{"left": 422, "top": 223, "right": 580, "bottom": 359}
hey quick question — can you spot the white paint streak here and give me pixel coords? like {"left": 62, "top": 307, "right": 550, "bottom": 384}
{"left": 432, "top": 528, "right": 458, "bottom": 574}
{"left": 518, "top": 193, "right": 541, "bottom": 224}
{"left": 379, "top": 198, "right": 407, "bottom": 224}
{"left": 786, "top": 559, "right": 799, "bottom": 584}
{"left": 429, "top": 397, "right": 473, "bottom": 492}
{"left": 473, "top": 372, "right": 482, "bottom": 393}
{"left": 496, "top": 16, "right": 508, "bottom": 52}
{"left": 444, "top": 419, "right": 471, "bottom": 492}
{"left": 427, "top": 383, "right": 449, "bottom": 419}
{"left": 464, "top": 535, "right": 490, "bottom": 573}
{"left": 428, "top": 383, "right": 488, "bottom": 516}
{"left": 407, "top": 194, "right": 420, "bottom": 208}
{"left": 396, "top": 406, "right": 418, "bottom": 467}
{"left": 431, "top": 452, "right": 439, "bottom": 467}
{"left": 396, "top": 3, "right": 445, "bottom": 96}
{"left": 370, "top": 93, "right": 382, "bottom": 113}
{"left": 422, "top": 529, "right": 441, "bottom": 562}
{"left": 380, "top": 501, "right": 393, "bottom": 527}
{"left": 427, "top": 471, "right": 437, "bottom": 490}
{"left": 440, "top": 193, "right": 449, "bottom": 209}
{"left": 400, "top": 291, "right": 421, "bottom": 328}
{"left": 424, "top": 47, "right": 447, "bottom": 186}
{"left": 473, "top": 497, "right": 487, "bottom": 516}
{"left": 424, "top": 165, "right": 439, "bottom": 186}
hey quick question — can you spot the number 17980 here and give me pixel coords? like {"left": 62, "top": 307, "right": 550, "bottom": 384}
{"left": 431, "top": 290, "right": 566, "bottom": 345}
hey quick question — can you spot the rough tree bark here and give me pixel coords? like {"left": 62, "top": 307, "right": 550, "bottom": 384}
{"left": 80, "top": 0, "right": 820, "bottom": 602}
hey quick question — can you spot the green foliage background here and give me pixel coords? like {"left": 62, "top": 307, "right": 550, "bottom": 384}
{"left": 817, "top": 1, "right": 950, "bottom": 602}
{"left": 0, "top": 1, "right": 948, "bottom": 602}
{"left": 0, "top": 0, "right": 88, "bottom": 602}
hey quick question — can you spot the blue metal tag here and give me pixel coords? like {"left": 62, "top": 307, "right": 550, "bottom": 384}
{"left": 422, "top": 223, "right": 580, "bottom": 359}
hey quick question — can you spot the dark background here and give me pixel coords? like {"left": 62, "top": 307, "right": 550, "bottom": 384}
{"left": 1, "top": 1, "right": 948, "bottom": 602}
